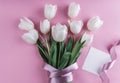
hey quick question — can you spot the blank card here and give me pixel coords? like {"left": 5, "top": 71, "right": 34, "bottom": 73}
{"left": 82, "top": 47, "right": 111, "bottom": 76}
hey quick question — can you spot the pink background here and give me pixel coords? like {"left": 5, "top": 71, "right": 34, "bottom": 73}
{"left": 0, "top": 0, "right": 120, "bottom": 83}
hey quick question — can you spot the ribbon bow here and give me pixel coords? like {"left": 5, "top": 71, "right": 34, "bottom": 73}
{"left": 44, "top": 63, "right": 78, "bottom": 83}
{"left": 99, "top": 40, "right": 120, "bottom": 83}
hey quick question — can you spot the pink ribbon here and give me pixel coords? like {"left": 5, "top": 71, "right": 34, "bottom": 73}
{"left": 44, "top": 63, "right": 78, "bottom": 83}
{"left": 99, "top": 40, "right": 120, "bottom": 83}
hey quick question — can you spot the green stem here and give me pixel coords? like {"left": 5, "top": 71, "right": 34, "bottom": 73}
{"left": 44, "top": 37, "right": 51, "bottom": 65}
{"left": 73, "top": 35, "right": 76, "bottom": 44}
{"left": 39, "top": 34, "right": 51, "bottom": 63}
{"left": 57, "top": 42, "right": 62, "bottom": 69}
{"left": 36, "top": 42, "right": 48, "bottom": 63}
{"left": 39, "top": 34, "right": 46, "bottom": 44}
{"left": 36, "top": 43, "right": 46, "bottom": 56}
{"left": 45, "top": 38, "right": 50, "bottom": 56}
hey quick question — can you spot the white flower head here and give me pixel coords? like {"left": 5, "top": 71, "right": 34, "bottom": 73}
{"left": 18, "top": 17, "right": 34, "bottom": 31}
{"left": 44, "top": 4, "right": 57, "bottom": 20}
{"left": 40, "top": 19, "right": 50, "bottom": 34}
{"left": 22, "top": 29, "right": 39, "bottom": 44}
{"left": 68, "top": 2, "right": 80, "bottom": 19}
{"left": 81, "top": 32, "right": 94, "bottom": 46}
{"left": 87, "top": 16, "right": 103, "bottom": 31}
{"left": 52, "top": 23, "right": 68, "bottom": 42}
{"left": 68, "top": 20, "right": 83, "bottom": 34}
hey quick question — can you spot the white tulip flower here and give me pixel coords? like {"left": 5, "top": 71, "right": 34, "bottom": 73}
{"left": 81, "top": 32, "right": 94, "bottom": 46}
{"left": 44, "top": 4, "right": 57, "bottom": 20}
{"left": 18, "top": 17, "right": 34, "bottom": 31}
{"left": 68, "top": 2, "right": 80, "bottom": 19}
{"left": 87, "top": 16, "right": 103, "bottom": 31}
{"left": 52, "top": 24, "right": 68, "bottom": 42}
{"left": 40, "top": 19, "right": 50, "bottom": 34}
{"left": 22, "top": 29, "right": 39, "bottom": 44}
{"left": 68, "top": 20, "right": 83, "bottom": 34}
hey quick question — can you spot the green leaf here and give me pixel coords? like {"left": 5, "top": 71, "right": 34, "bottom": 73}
{"left": 36, "top": 40, "right": 48, "bottom": 63}
{"left": 65, "top": 37, "right": 73, "bottom": 52}
{"left": 50, "top": 39, "right": 58, "bottom": 68}
{"left": 69, "top": 38, "right": 85, "bottom": 65}
{"left": 37, "top": 40, "right": 48, "bottom": 52}
{"left": 60, "top": 42, "right": 65, "bottom": 57}
{"left": 58, "top": 52, "right": 71, "bottom": 70}
{"left": 64, "top": 37, "right": 74, "bottom": 67}
{"left": 57, "top": 42, "right": 65, "bottom": 68}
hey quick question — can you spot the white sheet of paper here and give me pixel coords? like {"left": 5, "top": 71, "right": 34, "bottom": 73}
{"left": 82, "top": 47, "right": 111, "bottom": 76}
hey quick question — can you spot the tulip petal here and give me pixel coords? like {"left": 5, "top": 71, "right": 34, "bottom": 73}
{"left": 68, "top": 2, "right": 80, "bottom": 19}
{"left": 44, "top": 4, "right": 57, "bottom": 20}
{"left": 69, "top": 20, "right": 83, "bottom": 34}
{"left": 40, "top": 19, "right": 50, "bottom": 34}
{"left": 87, "top": 16, "right": 103, "bottom": 31}
{"left": 52, "top": 24, "right": 68, "bottom": 42}
{"left": 22, "top": 29, "right": 38, "bottom": 44}
{"left": 81, "top": 32, "right": 94, "bottom": 46}
{"left": 18, "top": 17, "right": 34, "bottom": 31}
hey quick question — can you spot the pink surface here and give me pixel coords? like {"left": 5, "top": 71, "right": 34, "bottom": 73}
{"left": 0, "top": 0, "right": 120, "bottom": 83}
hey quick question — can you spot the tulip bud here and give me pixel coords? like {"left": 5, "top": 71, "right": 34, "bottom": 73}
{"left": 52, "top": 24, "right": 68, "bottom": 42}
{"left": 87, "top": 16, "right": 103, "bottom": 31}
{"left": 68, "top": 2, "right": 80, "bottom": 19}
{"left": 44, "top": 4, "right": 57, "bottom": 20}
{"left": 68, "top": 20, "right": 83, "bottom": 34}
{"left": 40, "top": 19, "right": 50, "bottom": 34}
{"left": 22, "top": 29, "right": 39, "bottom": 44}
{"left": 81, "top": 32, "right": 94, "bottom": 46}
{"left": 18, "top": 17, "right": 34, "bottom": 31}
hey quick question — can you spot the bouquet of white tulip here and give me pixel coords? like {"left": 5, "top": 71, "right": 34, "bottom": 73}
{"left": 18, "top": 2, "right": 103, "bottom": 83}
